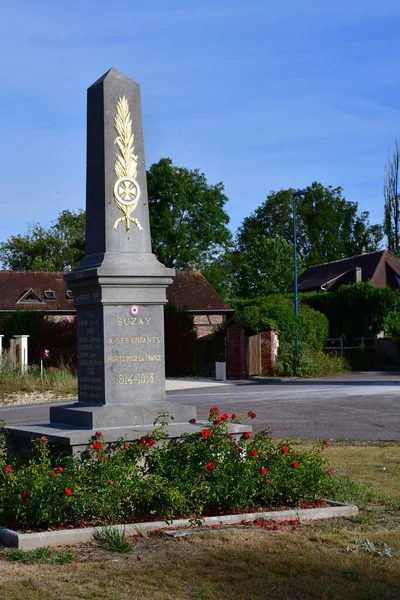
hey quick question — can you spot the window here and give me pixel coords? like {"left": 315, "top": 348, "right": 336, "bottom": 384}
{"left": 44, "top": 290, "right": 56, "bottom": 300}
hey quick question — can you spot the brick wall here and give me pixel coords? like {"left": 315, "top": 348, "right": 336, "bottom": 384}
{"left": 226, "top": 320, "right": 247, "bottom": 379}
{"left": 260, "top": 329, "right": 278, "bottom": 376}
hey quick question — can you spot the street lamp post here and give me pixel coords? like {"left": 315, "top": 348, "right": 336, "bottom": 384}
{"left": 292, "top": 189, "right": 307, "bottom": 355}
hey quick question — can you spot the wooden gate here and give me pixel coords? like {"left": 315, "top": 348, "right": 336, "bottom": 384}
{"left": 247, "top": 333, "right": 261, "bottom": 376}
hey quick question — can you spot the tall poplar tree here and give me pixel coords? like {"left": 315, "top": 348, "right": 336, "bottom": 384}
{"left": 384, "top": 139, "right": 400, "bottom": 253}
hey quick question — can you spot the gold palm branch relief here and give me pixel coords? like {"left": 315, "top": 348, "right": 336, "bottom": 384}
{"left": 113, "top": 96, "right": 143, "bottom": 232}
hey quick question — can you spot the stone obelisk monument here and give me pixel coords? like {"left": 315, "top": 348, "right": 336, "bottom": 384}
{"left": 7, "top": 69, "right": 198, "bottom": 452}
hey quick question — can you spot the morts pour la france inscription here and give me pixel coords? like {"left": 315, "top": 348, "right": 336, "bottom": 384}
{"left": 113, "top": 96, "right": 143, "bottom": 233}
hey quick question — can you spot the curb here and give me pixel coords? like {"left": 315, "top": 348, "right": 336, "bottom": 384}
{"left": 0, "top": 500, "right": 358, "bottom": 550}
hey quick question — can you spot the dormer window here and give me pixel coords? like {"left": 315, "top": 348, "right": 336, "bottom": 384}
{"left": 44, "top": 290, "right": 56, "bottom": 300}
{"left": 66, "top": 290, "right": 74, "bottom": 300}
{"left": 17, "top": 289, "right": 44, "bottom": 304}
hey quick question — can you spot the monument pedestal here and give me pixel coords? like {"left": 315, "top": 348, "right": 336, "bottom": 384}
{"left": 7, "top": 411, "right": 249, "bottom": 456}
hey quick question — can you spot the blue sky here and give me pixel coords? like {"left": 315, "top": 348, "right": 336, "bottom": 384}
{"left": 0, "top": 0, "right": 399, "bottom": 246}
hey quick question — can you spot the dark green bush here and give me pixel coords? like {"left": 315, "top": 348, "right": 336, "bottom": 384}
{"left": 304, "top": 282, "right": 400, "bottom": 338}
{"left": 232, "top": 295, "right": 328, "bottom": 352}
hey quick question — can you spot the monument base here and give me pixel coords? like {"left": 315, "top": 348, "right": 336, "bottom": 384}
{"left": 50, "top": 400, "right": 196, "bottom": 429}
{"left": 6, "top": 403, "right": 251, "bottom": 455}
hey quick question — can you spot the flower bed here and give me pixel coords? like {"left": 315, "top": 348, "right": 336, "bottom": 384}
{"left": 0, "top": 408, "right": 333, "bottom": 532}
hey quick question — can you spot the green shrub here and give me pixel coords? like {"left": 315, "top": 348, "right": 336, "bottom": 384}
{"left": 274, "top": 345, "right": 349, "bottom": 378}
{"left": 0, "top": 410, "right": 331, "bottom": 531}
{"left": 233, "top": 295, "right": 328, "bottom": 352}
{"left": 304, "top": 282, "right": 400, "bottom": 338}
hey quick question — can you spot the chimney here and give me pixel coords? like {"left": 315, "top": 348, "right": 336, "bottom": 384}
{"left": 356, "top": 266, "right": 362, "bottom": 283}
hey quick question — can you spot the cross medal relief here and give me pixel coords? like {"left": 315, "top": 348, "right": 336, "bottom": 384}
{"left": 113, "top": 96, "right": 143, "bottom": 232}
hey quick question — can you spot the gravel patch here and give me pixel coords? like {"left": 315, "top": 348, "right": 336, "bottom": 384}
{"left": 0, "top": 392, "right": 75, "bottom": 407}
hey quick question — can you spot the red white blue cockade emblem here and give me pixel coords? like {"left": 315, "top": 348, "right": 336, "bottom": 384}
{"left": 130, "top": 305, "right": 140, "bottom": 316}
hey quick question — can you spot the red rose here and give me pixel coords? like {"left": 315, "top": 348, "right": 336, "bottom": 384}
{"left": 107, "top": 480, "right": 114, "bottom": 485}
{"left": 56, "top": 466, "right": 64, "bottom": 473}
{"left": 209, "top": 406, "right": 220, "bottom": 415}
{"left": 326, "top": 470, "right": 332, "bottom": 476}
{"left": 3, "top": 465, "right": 11, "bottom": 474}
{"left": 226, "top": 434, "right": 233, "bottom": 439}
{"left": 322, "top": 440, "right": 329, "bottom": 448}
{"left": 202, "top": 429, "right": 211, "bottom": 439}
{"left": 50, "top": 471, "right": 56, "bottom": 477}
{"left": 95, "top": 431, "right": 103, "bottom": 438}
{"left": 65, "top": 487, "right": 73, "bottom": 496}
{"left": 124, "top": 443, "right": 130, "bottom": 449}
{"left": 248, "top": 411, "right": 256, "bottom": 419}
{"left": 265, "top": 479, "right": 270, "bottom": 484}
{"left": 207, "top": 461, "right": 215, "bottom": 470}
{"left": 21, "top": 490, "right": 30, "bottom": 503}
{"left": 220, "top": 413, "right": 228, "bottom": 421}
{"left": 293, "top": 461, "right": 300, "bottom": 468}
{"left": 260, "top": 467, "right": 267, "bottom": 475}
{"left": 251, "top": 449, "right": 258, "bottom": 457}
{"left": 214, "top": 418, "right": 222, "bottom": 424}
{"left": 281, "top": 446, "right": 289, "bottom": 454}
{"left": 42, "top": 436, "right": 49, "bottom": 442}
{"left": 93, "top": 441, "right": 102, "bottom": 451}
{"left": 231, "top": 414, "right": 237, "bottom": 420}
{"left": 245, "top": 432, "right": 252, "bottom": 439}
{"left": 139, "top": 437, "right": 154, "bottom": 447}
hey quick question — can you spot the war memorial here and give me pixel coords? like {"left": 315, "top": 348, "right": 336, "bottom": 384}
{"left": 7, "top": 68, "right": 249, "bottom": 453}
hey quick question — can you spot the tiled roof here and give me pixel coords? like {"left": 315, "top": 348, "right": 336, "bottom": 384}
{"left": 295, "top": 250, "right": 400, "bottom": 292}
{"left": 0, "top": 270, "right": 232, "bottom": 313}
{"left": 167, "top": 271, "right": 232, "bottom": 312}
{"left": 0, "top": 271, "right": 75, "bottom": 312}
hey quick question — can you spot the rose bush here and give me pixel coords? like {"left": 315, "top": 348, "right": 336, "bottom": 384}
{"left": 0, "top": 409, "right": 332, "bottom": 531}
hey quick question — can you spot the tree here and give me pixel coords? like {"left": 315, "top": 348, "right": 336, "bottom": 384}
{"left": 230, "top": 236, "right": 304, "bottom": 299}
{"left": 0, "top": 209, "right": 85, "bottom": 271}
{"left": 238, "top": 182, "right": 383, "bottom": 267}
{"left": 147, "top": 158, "right": 232, "bottom": 269}
{"left": 384, "top": 139, "right": 400, "bottom": 253}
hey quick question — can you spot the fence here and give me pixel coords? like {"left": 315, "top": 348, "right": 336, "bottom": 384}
{"left": 325, "top": 337, "right": 376, "bottom": 353}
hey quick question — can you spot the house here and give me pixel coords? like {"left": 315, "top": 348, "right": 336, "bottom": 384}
{"left": 295, "top": 250, "right": 400, "bottom": 293}
{"left": 0, "top": 270, "right": 233, "bottom": 338}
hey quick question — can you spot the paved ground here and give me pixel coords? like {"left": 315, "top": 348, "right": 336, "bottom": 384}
{"left": 166, "top": 371, "right": 400, "bottom": 441}
{"left": 1, "top": 371, "right": 399, "bottom": 440}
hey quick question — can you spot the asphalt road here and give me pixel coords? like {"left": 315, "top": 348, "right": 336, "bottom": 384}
{"left": 167, "top": 371, "right": 400, "bottom": 440}
{"left": 1, "top": 370, "right": 399, "bottom": 441}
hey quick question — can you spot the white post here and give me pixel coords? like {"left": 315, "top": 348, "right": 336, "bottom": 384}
{"left": 0, "top": 335, "right": 3, "bottom": 360}
{"left": 215, "top": 362, "right": 226, "bottom": 381}
{"left": 9, "top": 339, "right": 16, "bottom": 364}
{"left": 14, "top": 335, "right": 29, "bottom": 373}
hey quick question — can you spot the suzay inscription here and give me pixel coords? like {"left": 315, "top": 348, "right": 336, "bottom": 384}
{"left": 117, "top": 317, "right": 152, "bottom": 326}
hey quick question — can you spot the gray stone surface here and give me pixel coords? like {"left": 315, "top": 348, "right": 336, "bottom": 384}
{"left": 6, "top": 418, "right": 248, "bottom": 455}
{"left": 7, "top": 68, "right": 198, "bottom": 443}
